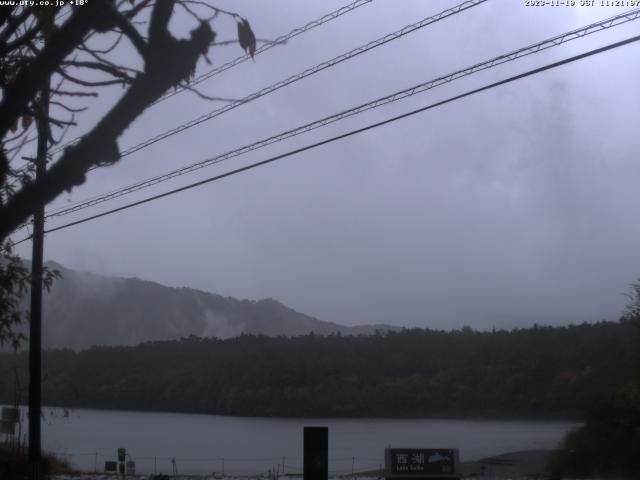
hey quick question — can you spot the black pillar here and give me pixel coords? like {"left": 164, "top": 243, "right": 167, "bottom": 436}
{"left": 303, "top": 426, "right": 328, "bottom": 480}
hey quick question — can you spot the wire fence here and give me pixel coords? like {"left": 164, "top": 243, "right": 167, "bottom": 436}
{"left": 48, "top": 450, "right": 386, "bottom": 477}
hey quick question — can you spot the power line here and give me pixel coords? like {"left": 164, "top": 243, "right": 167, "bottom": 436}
{"left": 46, "top": 0, "right": 375, "bottom": 156}
{"left": 11, "top": 32, "right": 639, "bottom": 247}
{"left": 157, "top": 0, "right": 374, "bottom": 103}
{"left": 45, "top": 6, "right": 640, "bottom": 219}
{"left": 46, "top": 0, "right": 491, "bottom": 216}
{"left": 49, "top": 0, "right": 488, "bottom": 163}
{"left": 4, "top": 0, "right": 372, "bottom": 160}
{"left": 3, "top": 0, "right": 376, "bottom": 210}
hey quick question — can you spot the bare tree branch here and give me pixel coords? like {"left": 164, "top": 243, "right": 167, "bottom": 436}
{"left": 0, "top": 2, "right": 216, "bottom": 240}
{"left": 0, "top": 8, "right": 29, "bottom": 51}
{"left": 109, "top": 9, "right": 149, "bottom": 59}
{"left": 0, "top": 4, "right": 106, "bottom": 139}
{"left": 55, "top": 68, "right": 129, "bottom": 87}
{"left": 83, "top": 31, "right": 125, "bottom": 55}
{"left": 123, "top": 0, "right": 155, "bottom": 20}
{"left": 2, "top": 24, "right": 40, "bottom": 56}
{"left": 61, "top": 60, "right": 139, "bottom": 82}
{"left": 50, "top": 89, "right": 99, "bottom": 97}
{"left": 179, "top": 82, "right": 239, "bottom": 103}
{"left": 50, "top": 101, "right": 88, "bottom": 114}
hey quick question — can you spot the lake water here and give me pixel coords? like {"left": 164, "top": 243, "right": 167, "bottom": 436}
{"left": 10, "top": 407, "right": 579, "bottom": 475}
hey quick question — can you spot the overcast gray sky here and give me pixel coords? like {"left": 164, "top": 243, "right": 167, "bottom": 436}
{"left": 13, "top": 0, "right": 640, "bottom": 330}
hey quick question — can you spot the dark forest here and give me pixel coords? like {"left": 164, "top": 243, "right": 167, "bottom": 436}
{"left": 1, "top": 320, "right": 636, "bottom": 418}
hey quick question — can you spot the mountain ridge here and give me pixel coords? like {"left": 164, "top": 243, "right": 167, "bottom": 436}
{"left": 35, "top": 261, "right": 398, "bottom": 350}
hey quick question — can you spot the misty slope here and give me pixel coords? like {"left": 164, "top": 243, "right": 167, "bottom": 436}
{"left": 39, "top": 262, "right": 395, "bottom": 349}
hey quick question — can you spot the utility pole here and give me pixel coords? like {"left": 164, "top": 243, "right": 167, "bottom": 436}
{"left": 28, "top": 75, "right": 50, "bottom": 480}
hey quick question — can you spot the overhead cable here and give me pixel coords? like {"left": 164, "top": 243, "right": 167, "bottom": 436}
{"left": 8, "top": 0, "right": 374, "bottom": 158}
{"left": 9, "top": 31, "right": 638, "bottom": 247}
{"left": 158, "top": 0, "right": 375, "bottom": 103}
{"left": 49, "top": 0, "right": 489, "bottom": 160}
{"left": 46, "top": 6, "right": 640, "bottom": 219}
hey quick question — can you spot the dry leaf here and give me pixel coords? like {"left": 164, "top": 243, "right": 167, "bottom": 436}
{"left": 237, "top": 19, "right": 256, "bottom": 60}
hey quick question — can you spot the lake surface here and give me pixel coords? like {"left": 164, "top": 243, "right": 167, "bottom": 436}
{"left": 11, "top": 407, "right": 579, "bottom": 475}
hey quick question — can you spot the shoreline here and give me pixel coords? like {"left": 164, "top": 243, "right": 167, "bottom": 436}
{"left": 460, "top": 449, "right": 552, "bottom": 478}
{"left": 45, "top": 450, "right": 556, "bottom": 480}
{"left": 4, "top": 403, "right": 583, "bottom": 423}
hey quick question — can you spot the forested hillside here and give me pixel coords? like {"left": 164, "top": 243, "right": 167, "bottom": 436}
{"left": 1, "top": 321, "right": 636, "bottom": 418}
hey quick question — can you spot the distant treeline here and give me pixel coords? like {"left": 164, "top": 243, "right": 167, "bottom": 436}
{"left": 0, "top": 321, "right": 637, "bottom": 418}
